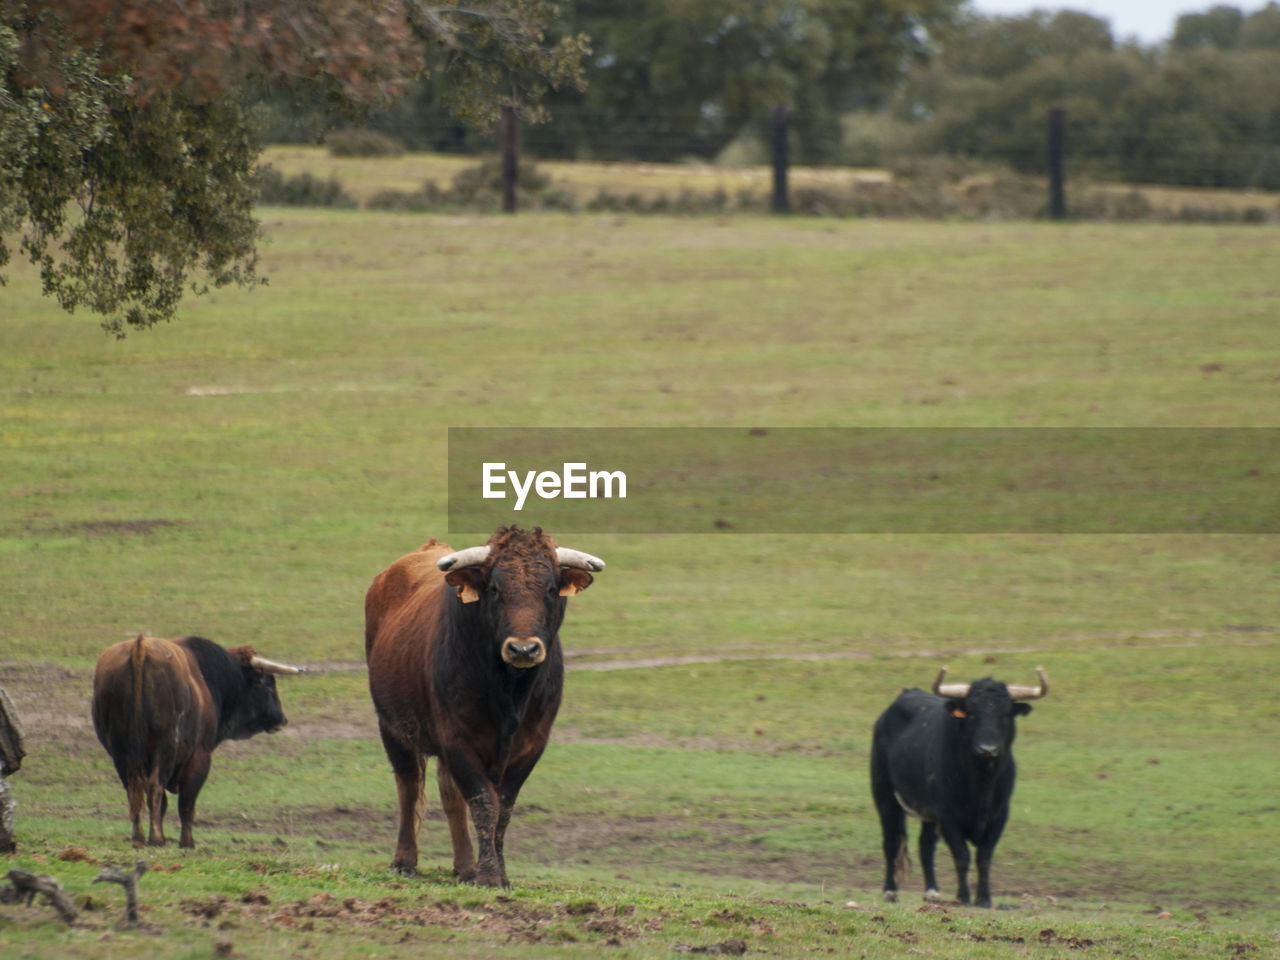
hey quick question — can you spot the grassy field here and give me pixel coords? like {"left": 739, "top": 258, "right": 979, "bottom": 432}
{"left": 2, "top": 197, "right": 1279, "bottom": 958}
{"left": 261, "top": 144, "right": 1280, "bottom": 216}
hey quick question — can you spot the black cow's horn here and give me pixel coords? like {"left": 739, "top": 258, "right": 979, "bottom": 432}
{"left": 436, "top": 546, "right": 491, "bottom": 571}
{"left": 556, "top": 548, "right": 606, "bottom": 571}
{"left": 1006, "top": 666, "right": 1049, "bottom": 701}
{"left": 250, "top": 656, "right": 304, "bottom": 676}
{"left": 932, "top": 667, "right": 970, "bottom": 698}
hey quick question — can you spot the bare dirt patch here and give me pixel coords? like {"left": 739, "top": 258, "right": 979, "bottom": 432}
{"left": 179, "top": 887, "right": 651, "bottom": 945}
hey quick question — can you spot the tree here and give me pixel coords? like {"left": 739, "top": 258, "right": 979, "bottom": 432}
{"left": 1171, "top": 4, "right": 1244, "bottom": 49}
{"left": 523, "top": 0, "right": 960, "bottom": 164}
{"left": 0, "top": 0, "right": 585, "bottom": 335}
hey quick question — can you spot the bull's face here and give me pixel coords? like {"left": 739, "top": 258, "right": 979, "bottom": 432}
{"left": 444, "top": 529, "right": 594, "bottom": 669}
{"left": 236, "top": 665, "right": 288, "bottom": 737}
{"left": 945, "top": 679, "right": 1032, "bottom": 766}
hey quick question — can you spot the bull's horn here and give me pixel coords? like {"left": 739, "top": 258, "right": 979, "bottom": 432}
{"left": 436, "top": 546, "right": 491, "bottom": 571}
{"left": 1006, "top": 666, "right": 1049, "bottom": 701}
{"left": 250, "top": 656, "right": 305, "bottom": 676}
{"left": 932, "top": 666, "right": 970, "bottom": 699}
{"left": 556, "top": 548, "right": 606, "bottom": 572}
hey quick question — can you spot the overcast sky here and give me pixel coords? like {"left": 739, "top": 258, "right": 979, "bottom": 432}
{"left": 968, "top": 0, "right": 1267, "bottom": 44}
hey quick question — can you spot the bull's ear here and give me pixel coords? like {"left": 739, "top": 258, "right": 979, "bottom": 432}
{"left": 1013, "top": 703, "right": 1033, "bottom": 717}
{"left": 445, "top": 568, "right": 484, "bottom": 604}
{"left": 559, "top": 568, "right": 594, "bottom": 597}
{"left": 946, "top": 699, "right": 967, "bottom": 719}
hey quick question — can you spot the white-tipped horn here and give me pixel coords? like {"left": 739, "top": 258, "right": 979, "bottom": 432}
{"left": 556, "top": 548, "right": 606, "bottom": 572}
{"left": 436, "top": 545, "right": 492, "bottom": 571}
{"left": 1006, "top": 666, "right": 1049, "bottom": 701}
{"left": 932, "top": 666, "right": 971, "bottom": 699}
{"left": 250, "top": 656, "right": 305, "bottom": 676}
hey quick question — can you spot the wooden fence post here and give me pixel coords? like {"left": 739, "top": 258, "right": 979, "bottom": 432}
{"left": 771, "top": 104, "right": 790, "bottom": 214}
{"left": 501, "top": 105, "right": 518, "bottom": 214}
{"left": 1048, "top": 107, "right": 1066, "bottom": 220}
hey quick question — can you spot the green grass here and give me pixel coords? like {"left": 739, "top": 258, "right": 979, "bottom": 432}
{"left": 2, "top": 203, "right": 1279, "bottom": 957}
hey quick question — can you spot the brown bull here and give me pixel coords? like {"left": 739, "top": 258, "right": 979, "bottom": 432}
{"left": 365, "top": 525, "right": 604, "bottom": 886}
{"left": 92, "top": 634, "right": 301, "bottom": 848}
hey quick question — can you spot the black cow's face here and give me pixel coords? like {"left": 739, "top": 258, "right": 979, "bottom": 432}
{"left": 445, "top": 530, "right": 592, "bottom": 669}
{"left": 233, "top": 667, "right": 288, "bottom": 738}
{"left": 946, "top": 679, "right": 1032, "bottom": 765}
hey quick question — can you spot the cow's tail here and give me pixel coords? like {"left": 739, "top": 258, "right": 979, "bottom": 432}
{"left": 126, "top": 634, "right": 150, "bottom": 779}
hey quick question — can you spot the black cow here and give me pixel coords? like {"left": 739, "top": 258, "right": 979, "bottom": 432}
{"left": 870, "top": 666, "right": 1048, "bottom": 907}
{"left": 92, "top": 634, "right": 302, "bottom": 848}
{"left": 365, "top": 525, "right": 605, "bottom": 887}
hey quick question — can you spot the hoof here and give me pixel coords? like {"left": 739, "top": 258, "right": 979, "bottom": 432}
{"left": 390, "top": 862, "right": 417, "bottom": 878}
{"left": 924, "top": 889, "right": 941, "bottom": 903}
{"left": 882, "top": 890, "right": 898, "bottom": 903}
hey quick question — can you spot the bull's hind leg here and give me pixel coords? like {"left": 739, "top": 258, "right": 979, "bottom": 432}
{"left": 147, "top": 778, "right": 168, "bottom": 846}
{"left": 127, "top": 780, "right": 148, "bottom": 848}
{"left": 379, "top": 723, "right": 424, "bottom": 876}
{"left": 436, "top": 764, "right": 476, "bottom": 882}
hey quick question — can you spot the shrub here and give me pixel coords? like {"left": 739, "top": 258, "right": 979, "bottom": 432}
{"left": 256, "top": 167, "right": 356, "bottom": 208}
{"left": 324, "top": 128, "right": 406, "bottom": 157}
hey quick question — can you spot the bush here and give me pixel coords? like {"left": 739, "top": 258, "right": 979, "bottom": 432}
{"left": 256, "top": 167, "right": 356, "bottom": 208}
{"left": 324, "top": 128, "right": 406, "bottom": 157}
{"left": 366, "top": 182, "right": 447, "bottom": 213}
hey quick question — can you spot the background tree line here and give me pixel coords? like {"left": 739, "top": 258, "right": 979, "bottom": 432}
{"left": 259, "top": 1, "right": 1280, "bottom": 191}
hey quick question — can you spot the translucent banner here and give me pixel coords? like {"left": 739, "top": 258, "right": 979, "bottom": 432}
{"left": 447, "top": 428, "right": 1279, "bottom": 534}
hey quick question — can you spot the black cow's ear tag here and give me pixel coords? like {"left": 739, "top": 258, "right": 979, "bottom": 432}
{"left": 951, "top": 707, "right": 967, "bottom": 719}
{"left": 457, "top": 585, "right": 480, "bottom": 604}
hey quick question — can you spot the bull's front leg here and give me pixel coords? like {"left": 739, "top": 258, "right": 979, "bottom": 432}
{"left": 175, "top": 753, "right": 210, "bottom": 849}
{"left": 436, "top": 764, "right": 476, "bottom": 882}
{"left": 492, "top": 747, "right": 546, "bottom": 888}
{"left": 379, "top": 724, "right": 424, "bottom": 876}
{"left": 918, "top": 821, "right": 942, "bottom": 902}
{"left": 443, "top": 746, "right": 505, "bottom": 887}
{"left": 974, "top": 846, "right": 995, "bottom": 908}
{"left": 939, "top": 823, "right": 972, "bottom": 905}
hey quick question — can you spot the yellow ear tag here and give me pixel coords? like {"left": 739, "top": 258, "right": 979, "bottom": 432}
{"left": 951, "top": 707, "right": 967, "bottom": 719}
{"left": 457, "top": 584, "right": 480, "bottom": 604}
{"left": 558, "top": 582, "right": 580, "bottom": 597}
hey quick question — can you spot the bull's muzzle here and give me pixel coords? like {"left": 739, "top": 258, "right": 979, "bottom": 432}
{"left": 501, "top": 637, "right": 547, "bottom": 668}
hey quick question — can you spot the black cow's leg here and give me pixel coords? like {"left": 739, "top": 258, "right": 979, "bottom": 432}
{"left": 443, "top": 746, "right": 504, "bottom": 887}
{"left": 870, "top": 758, "right": 906, "bottom": 902}
{"left": 379, "top": 723, "right": 424, "bottom": 876}
{"left": 939, "top": 824, "right": 971, "bottom": 905}
{"left": 974, "top": 843, "right": 995, "bottom": 908}
{"left": 175, "top": 753, "right": 210, "bottom": 849}
{"left": 436, "top": 764, "right": 476, "bottom": 882}
{"left": 919, "top": 820, "right": 941, "bottom": 902}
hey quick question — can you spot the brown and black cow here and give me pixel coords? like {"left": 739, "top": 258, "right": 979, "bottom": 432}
{"left": 365, "top": 525, "right": 604, "bottom": 886}
{"left": 92, "top": 634, "right": 302, "bottom": 848}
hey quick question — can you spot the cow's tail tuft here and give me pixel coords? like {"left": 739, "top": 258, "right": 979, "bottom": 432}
{"left": 893, "top": 829, "right": 911, "bottom": 887}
